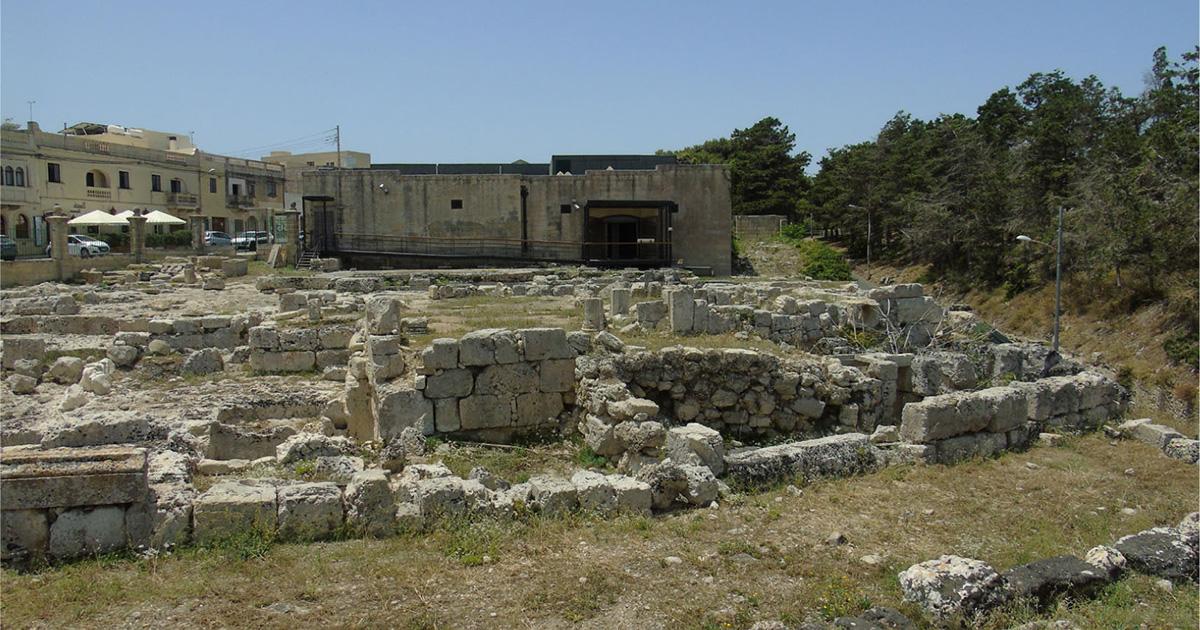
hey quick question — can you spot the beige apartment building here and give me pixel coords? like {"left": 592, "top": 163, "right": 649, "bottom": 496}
{"left": 0, "top": 121, "right": 286, "bottom": 254}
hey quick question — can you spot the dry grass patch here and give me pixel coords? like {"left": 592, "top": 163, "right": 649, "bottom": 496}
{"left": 3, "top": 434, "right": 1195, "bottom": 629}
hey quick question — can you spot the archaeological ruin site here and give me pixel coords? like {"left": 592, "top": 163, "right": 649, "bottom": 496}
{"left": 2, "top": 238, "right": 1196, "bottom": 627}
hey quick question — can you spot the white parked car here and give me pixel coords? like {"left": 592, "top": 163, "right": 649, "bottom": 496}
{"left": 46, "top": 235, "right": 111, "bottom": 258}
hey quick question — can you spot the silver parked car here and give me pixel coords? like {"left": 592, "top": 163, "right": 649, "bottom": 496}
{"left": 204, "top": 231, "right": 232, "bottom": 246}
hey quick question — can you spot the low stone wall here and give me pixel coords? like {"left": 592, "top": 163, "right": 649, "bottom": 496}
{"left": 575, "top": 343, "right": 886, "bottom": 470}
{"left": 0, "top": 255, "right": 135, "bottom": 289}
{"left": 254, "top": 275, "right": 382, "bottom": 293}
{"left": 895, "top": 372, "right": 1125, "bottom": 464}
{"left": 247, "top": 324, "right": 355, "bottom": 373}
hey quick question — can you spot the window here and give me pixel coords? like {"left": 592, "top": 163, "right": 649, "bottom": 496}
{"left": 119, "top": 171, "right": 131, "bottom": 189}
{"left": 15, "top": 213, "right": 29, "bottom": 239}
{"left": 266, "top": 181, "right": 276, "bottom": 197}
{"left": 231, "top": 183, "right": 241, "bottom": 196}
{"left": 209, "top": 177, "right": 217, "bottom": 193}
{"left": 47, "top": 162, "right": 62, "bottom": 183}
{"left": 560, "top": 204, "right": 571, "bottom": 214}
{"left": 306, "top": 161, "right": 315, "bottom": 166}
{"left": 151, "top": 174, "right": 162, "bottom": 192}
{"left": 85, "top": 170, "right": 108, "bottom": 187}
{"left": 170, "top": 178, "right": 182, "bottom": 193}
{"left": 14, "top": 167, "right": 24, "bottom": 187}
{"left": 450, "top": 199, "right": 463, "bottom": 210}
{"left": 2, "top": 166, "right": 12, "bottom": 186}
{"left": 247, "top": 182, "right": 256, "bottom": 197}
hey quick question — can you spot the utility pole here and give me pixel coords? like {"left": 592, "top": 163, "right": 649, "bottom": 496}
{"left": 26, "top": 100, "right": 35, "bottom": 122}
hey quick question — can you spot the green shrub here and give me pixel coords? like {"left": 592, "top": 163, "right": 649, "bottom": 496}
{"left": 146, "top": 229, "right": 192, "bottom": 248}
{"left": 1164, "top": 332, "right": 1199, "bottom": 369}
{"left": 795, "top": 240, "right": 851, "bottom": 281}
{"left": 779, "top": 223, "right": 808, "bottom": 242}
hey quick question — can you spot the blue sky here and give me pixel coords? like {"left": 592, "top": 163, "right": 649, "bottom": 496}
{"left": 2, "top": 1, "right": 1196, "bottom": 167}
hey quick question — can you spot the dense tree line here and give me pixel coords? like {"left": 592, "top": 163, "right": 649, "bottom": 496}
{"left": 661, "top": 48, "right": 1198, "bottom": 303}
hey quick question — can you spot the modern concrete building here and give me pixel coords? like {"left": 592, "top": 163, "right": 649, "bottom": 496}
{"left": 0, "top": 121, "right": 286, "bottom": 255}
{"left": 301, "top": 155, "right": 732, "bottom": 275}
{"left": 262, "top": 149, "right": 372, "bottom": 219}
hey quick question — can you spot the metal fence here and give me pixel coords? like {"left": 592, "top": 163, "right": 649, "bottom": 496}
{"left": 12, "top": 238, "right": 49, "bottom": 259}
{"left": 334, "top": 232, "right": 671, "bottom": 266}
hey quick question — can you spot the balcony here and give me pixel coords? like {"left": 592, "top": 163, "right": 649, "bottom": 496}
{"left": 86, "top": 188, "right": 112, "bottom": 200}
{"left": 226, "top": 194, "right": 255, "bottom": 208}
{"left": 0, "top": 186, "right": 33, "bottom": 204}
{"left": 166, "top": 192, "right": 199, "bottom": 207}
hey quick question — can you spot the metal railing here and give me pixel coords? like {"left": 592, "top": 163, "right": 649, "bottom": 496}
{"left": 11, "top": 238, "right": 50, "bottom": 259}
{"left": 86, "top": 188, "right": 112, "bottom": 199}
{"left": 333, "top": 232, "right": 671, "bottom": 265}
{"left": 226, "top": 194, "right": 255, "bottom": 207}
{"left": 167, "top": 192, "right": 199, "bottom": 206}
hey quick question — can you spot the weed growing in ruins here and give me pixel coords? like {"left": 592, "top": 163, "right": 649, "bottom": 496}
{"left": 206, "top": 526, "right": 277, "bottom": 561}
{"left": 574, "top": 445, "right": 608, "bottom": 469}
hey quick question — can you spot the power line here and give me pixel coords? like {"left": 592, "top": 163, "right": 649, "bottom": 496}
{"left": 221, "top": 127, "right": 338, "bottom": 157}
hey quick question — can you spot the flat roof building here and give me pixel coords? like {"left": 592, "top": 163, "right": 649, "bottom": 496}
{"left": 301, "top": 154, "right": 731, "bottom": 275}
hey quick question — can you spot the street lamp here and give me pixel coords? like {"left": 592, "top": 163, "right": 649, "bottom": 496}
{"left": 848, "top": 204, "right": 870, "bottom": 279}
{"left": 1016, "top": 205, "right": 1065, "bottom": 356}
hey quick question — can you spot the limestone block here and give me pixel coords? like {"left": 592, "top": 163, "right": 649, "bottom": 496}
{"left": 424, "top": 368, "right": 474, "bottom": 399}
{"left": 608, "top": 474, "right": 652, "bottom": 516}
{"left": 475, "top": 363, "right": 538, "bottom": 396}
{"left": 277, "top": 482, "right": 343, "bottom": 541}
{"left": 607, "top": 397, "right": 659, "bottom": 421}
{"left": 47, "top": 356, "right": 85, "bottom": 385}
{"left": 519, "top": 328, "right": 573, "bottom": 361}
{"left": 408, "top": 477, "right": 470, "bottom": 519}
{"left": 248, "top": 326, "right": 279, "bottom": 350}
{"left": 275, "top": 432, "right": 352, "bottom": 464}
{"left": 667, "top": 287, "right": 695, "bottom": 333}
{"left": 581, "top": 298, "right": 606, "bottom": 332}
{"left": 364, "top": 295, "right": 404, "bottom": 335}
{"left": 181, "top": 348, "right": 224, "bottom": 376}
{"left": 898, "top": 555, "right": 1005, "bottom": 619}
{"left": 571, "top": 470, "right": 617, "bottom": 516}
{"left": 315, "top": 349, "right": 352, "bottom": 369}
{"left": 221, "top": 258, "right": 248, "bottom": 277}
{"left": 980, "top": 386, "right": 1027, "bottom": 433}
{"left": 1129, "top": 421, "right": 1185, "bottom": 450}
{"left": 538, "top": 359, "right": 575, "bottom": 393}
{"left": 421, "top": 338, "right": 459, "bottom": 371}
{"left": 0, "top": 446, "right": 148, "bottom": 510}
{"left": 459, "top": 329, "right": 501, "bottom": 366}
{"left": 515, "top": 392, "right": 564, "bottom": 427}
{"left": 193, "top": 480, "right": 277, "bottom": 544}
{"left": 526, "top": 475, "right": 578, "bottom": 515}
{"left": 610, "top": 288, "right": 632, "bottom": 316}
{"left": 249, "top": 350, "right": 315, "bottom": 373}
{"left": 344, "top": 470, "right": 395, "bottom": 537}
{"left": 434, "top": 397, "right": 461, "bottom": 433}
{"left": 459, "top": 394, "right": 512, "bottom": 430}
{"left": 2, "top": 337, "right": 45, "bottom": 369}
{"left": 48, "top": 506, "right": 127, "bottom": 559}
{"left": 665, "top": 423, "right": 726, "bottom": 476}
{"left": 317, "top": 325, "right": 355, "bottom": 349}
{"left": 374, "top": 386, "right": 434, "bottom": 441}
{"left": 1, "top": 509, "right": 48, "bottom": 564}
{"left": 933, "top": 431, "right": 1008, "bottom": 464}
{"left": 723, "top": 433, "right": 876, "bottom": 485}
{"left": 146, "top": 483, "right": 194, "bottom": 548}
{"left": 277, "top": 328, "right": 319, "bottom": 351}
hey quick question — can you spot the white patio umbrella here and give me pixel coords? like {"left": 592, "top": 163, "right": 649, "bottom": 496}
{"left": 115, "top": 209, "right": 186, "bottom": 225}
{"left": 67, "top": 209, "right": 128, "bottom": 226}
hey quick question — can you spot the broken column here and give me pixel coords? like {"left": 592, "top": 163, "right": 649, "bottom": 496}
{"left": 667, "top": 286, "right": 695, "bottom": 334}
{"left": 581, "top": 297, "right": 606, "bottom": 332}
{"left": 610, "top": 288, "right": 632, "bottom": 317}
{"left": 127, "top": 214, "right": 148, "bottom": 264}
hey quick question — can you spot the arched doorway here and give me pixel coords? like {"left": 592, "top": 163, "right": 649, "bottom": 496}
{"left": 15, "top": 214, "right": 30, "bottom": 239}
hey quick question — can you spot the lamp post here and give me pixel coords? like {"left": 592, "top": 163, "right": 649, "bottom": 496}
{"left": 848, "top": 204, "right": 870, "bottom": 279}
{"left": 1016, "top": 205, "right": 1065, "bottom": 355}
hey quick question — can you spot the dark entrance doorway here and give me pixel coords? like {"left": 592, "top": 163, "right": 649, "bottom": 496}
{"left": 604, "top": 217, "right": 639, "bottom": 259}
{"left": 582, "top": 200, "right": 675, "bottom": 266}
{"left": 303, "top": 195, "right": 337, "bottom": 254}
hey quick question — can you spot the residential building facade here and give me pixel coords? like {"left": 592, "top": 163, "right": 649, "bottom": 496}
{"left": 0, "top": 121, "right": 286, "bottom": 253}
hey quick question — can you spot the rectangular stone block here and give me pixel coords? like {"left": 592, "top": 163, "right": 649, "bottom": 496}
{"left": 1, "top": 446, "right": 148, "bottom": 510}
{"left": 421, "top": 338, "right": 459, "bottom": 371}
{"left": 434, "top": 397, "right": 461, "bottom": 433}
{"left": 667, "top": 287, "right": 695, "bottom": 333}
{"left": 193, "top": 480, "right": 277, "bottom": 544}
{"left": 374, "top": 385, "right": 434, "bottom": 441}
{"left": 515, "top": 392, "right": 564, "bottom": 427}
{"left": 424, "top": 368, "right": 474, "bottom": 398}
{"left": 249, "top": 350, "right": 316, "bottom": 373}
{"left": 538, "top": 359, "right": 575, "bottom": 393}
{"left": 459, "top": 394, "right": 512, "bottom": 430}
{"left": 221, "top": 258, "right": 248, "bottom": 277}
{"left": 519, "top": 328, "right": 572, "bottom": 361}
{"left": 459, "top": 329, "right": 501, "bottom": 366}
